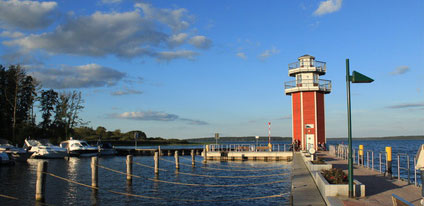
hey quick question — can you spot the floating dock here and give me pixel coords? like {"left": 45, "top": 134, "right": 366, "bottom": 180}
{"left": 203, "top": 144, "right": 293, "bottom": 161}
{"left": 205, "top": 151, "right": 293, "bottom": 161}
{"left": 115, "top": 148, "right": 203, "bottom": 156}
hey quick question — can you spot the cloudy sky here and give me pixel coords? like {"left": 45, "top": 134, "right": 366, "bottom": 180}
{"left": 0, "top": 0, "right": 423, "bottom": 139}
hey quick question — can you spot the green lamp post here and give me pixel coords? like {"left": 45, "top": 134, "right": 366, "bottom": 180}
{"left": 346, "top": 59, "right": 374, "bottom": 198}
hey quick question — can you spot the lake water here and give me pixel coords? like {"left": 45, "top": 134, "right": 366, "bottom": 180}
{"left": 1, "top": 139, "right": 422, "bottom": 205}
{"left": 0, "top": 153, "right": 291, "bottom": 205}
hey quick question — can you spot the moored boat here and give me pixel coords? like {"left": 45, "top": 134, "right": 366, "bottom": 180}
{"left": 96, "top": 141, "right": 117, "bottom": 156}
{"left": 0, "top": 139, "right": 33, "bottom": 162}
{"left": 24, "top": 138, "right": 68, "bottom": 159}
{"left": 59, "top": 138, "right": 98, "bottom": 157}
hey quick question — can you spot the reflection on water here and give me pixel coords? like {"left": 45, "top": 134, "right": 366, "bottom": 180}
{"left": 0, "top": 156, "right": 291, "bottom": 205}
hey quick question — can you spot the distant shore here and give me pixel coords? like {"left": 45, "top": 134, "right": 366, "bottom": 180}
{"left": 185, "top": 135, "right": 424, "bottom": 144}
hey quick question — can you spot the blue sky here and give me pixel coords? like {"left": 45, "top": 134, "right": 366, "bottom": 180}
{"left": 0, "top": 0, "right": 423, "bottom": 139}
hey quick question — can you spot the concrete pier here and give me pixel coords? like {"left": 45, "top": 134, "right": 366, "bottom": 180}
{"left": 291, "top": 152, "right": 326, "bottom": 205}
{"left": 320, "top": 151, "right": 423, "bottom": 205}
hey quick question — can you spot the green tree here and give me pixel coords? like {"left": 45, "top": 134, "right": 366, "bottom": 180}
{"left": 39, "top": 89, "right": 58, "bottom": 130}
{"left": 0, "top": 65, "right": 37, "bottom": 144}
{"left": 54, "top": 91, "right": 85, "bottom": 141}
{"left": 95, "top": 126, "right": 107, "bottom": 138}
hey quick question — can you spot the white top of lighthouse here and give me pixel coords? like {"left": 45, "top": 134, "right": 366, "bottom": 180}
{"left": 284, "top": 55, "right": 331, "bottom": 95}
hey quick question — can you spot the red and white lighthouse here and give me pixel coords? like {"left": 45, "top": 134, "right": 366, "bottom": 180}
{"left": 284, "top": 55, "right": 331, "bottom": 151}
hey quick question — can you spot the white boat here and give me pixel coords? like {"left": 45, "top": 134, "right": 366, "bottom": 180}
{"left": 96, "top": 141, "right": 117, "bottom": 156}
{"left": 0, "top": 139, "right": 33, "bottom": 162}
{"left": 59, "top": 138, "right": 98, "bottom": 157}
{"left": 24, "top": 138, "right": 68, "bottom": 159}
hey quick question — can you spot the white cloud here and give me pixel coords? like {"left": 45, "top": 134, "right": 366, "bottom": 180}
{"left": 111, "top": 88, "right": 143, "bottom": 96}
{"left": 112, "top": 111, "right": 208, "bottom": 125}
{"left": 314, "top": 0, "right": 343, "bottom": 16}
{"left": 135, "top": 3, "right": 192, "bottom": 32}
{"left": 168, "top": 33, "right": 188, "bottom": 48}
{"left": 5, "top": 10, "right": 164, "bottom": 57}
{"left": 387, "top": 103, "right": 424, "bottom": 109}
{"left": 0, "top": 0, "right": 57, "bottom": 30}
{"left": 101, "top": 0, "right": 122, "bottom": 4}
{"left": 27, "top": 64, "right": 126, "bottom": 89}
{"left": 236, "top": 52, "right": 247, "bottom": 60}
{"left": 390, "top": 66, "right": 410, "bottom": 75}
{"left": 157, "top": 50, "right": 198, "bottom": 61}
{"left": 189, "top": 35, "right": 212, "bottom": 49}
{"left": 0, "top": 31, "right": 24, "bottom": 38}
{"left": 258, "top": 47, "right": 280, "bottom": 61}
{"left": 4, "top": 3, "right": 211, "bottom": 61}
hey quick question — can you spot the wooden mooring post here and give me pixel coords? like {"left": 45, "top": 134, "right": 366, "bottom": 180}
{"left": 175, "top": 151, "right": 179, "bottom": 170}
{"left": 91, "top": 156, "right": 98, "bottom": 188}
{"left": 36, "top": 161, "right": 48, "bottom": 202}
{"left": 191, "top": 149, "right": 195, "bottom": 167}
{"left": 154, "top": 151, "right": 159, "bottom": 174}
{"left": 126, "top": 155, "right": 133, "bottom": 182}
{"left": 203, "top": 146, "right": 207, "bottom": 164}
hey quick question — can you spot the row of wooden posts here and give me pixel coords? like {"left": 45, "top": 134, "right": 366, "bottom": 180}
{"left": 35, "top": 149, "right": 207, "bottom": 202}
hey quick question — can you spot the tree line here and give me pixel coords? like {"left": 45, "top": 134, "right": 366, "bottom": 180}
{"left": 0, "top": 64, "right": 147, "bottom": 145}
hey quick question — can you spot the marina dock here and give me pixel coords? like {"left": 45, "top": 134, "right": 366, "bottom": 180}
{"left": 291, "top": 149, "right": 424, "bottom": 205}
{"left": 203, "top": 144, "right": 293, "bottom": 161}
{"left": 321, "top": 151, "right": 423, "bottom": 205}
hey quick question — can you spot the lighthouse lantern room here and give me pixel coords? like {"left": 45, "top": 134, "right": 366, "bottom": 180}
{"left": 284, "top": 55, "right": 331, "bottom": 151}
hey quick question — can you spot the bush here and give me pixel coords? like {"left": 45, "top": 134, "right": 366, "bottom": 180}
{"left": 322, "top": 168, "right": 348, "bottom": 184}
{"left": 311, "top": 157, "right": 325, "bottom": 164}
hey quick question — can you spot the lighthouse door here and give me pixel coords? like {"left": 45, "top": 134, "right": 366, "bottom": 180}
{"left": 306, "top": 134, "right": 315, "bottom": 151}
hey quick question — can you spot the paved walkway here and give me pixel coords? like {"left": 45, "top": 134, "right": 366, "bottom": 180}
{"left": 320, "top": 152, "right": 423, "bottom": 206}
{"left": 292, "top": 152, "right": 326, "bottom": 206}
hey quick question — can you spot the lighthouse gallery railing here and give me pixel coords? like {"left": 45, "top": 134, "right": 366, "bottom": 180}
{"left": 284, "top": 79, "right": 332, "bottom": 91}
{"left": 288, "top": 60, "right": 326, "bottom": 72}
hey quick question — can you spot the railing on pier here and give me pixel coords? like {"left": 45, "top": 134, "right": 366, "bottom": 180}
{"left": 333, "top": 144, "right": 420, "bottom": 187}
{"left": 208, "top": 144, "right": 292, "bottom": 152}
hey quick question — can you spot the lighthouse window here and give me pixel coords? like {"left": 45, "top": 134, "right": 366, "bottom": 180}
{"left": 296, "top": 75, "right": 302, "bottom": 86}
{"left": 313, "top": 74, "right": 319, "bottom": 86}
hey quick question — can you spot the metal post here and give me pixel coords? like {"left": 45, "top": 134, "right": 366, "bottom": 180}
{"left": 353, "top": 149, "right": 356, "bottom": 164}
{"left": 126, "top": 155, "right": 133, "bottom": 182}
{"left": 35, "top": 161, "right": 48, "bottom": 202}
{"left": 379, "top": 152, "right": 382, "bottom": 173}
{"left": 407, "top": 155, "right": 410, "bottom": 184}
{"left": 358, "top": 150, "right": 360, "bottom": 166}
{"left": 346, "top": 58, "right": 354, "bottom": 198}
{"left": 398, "top": 154, "right": 401, "bottom": 181}
{"left": 415, "top": 157, "right": 417, "bottom": 186}
{"left": 386, "top": 147, "right": 392, "bottom": 179}
{"left": 372, "top": 151, "right": 374, "bottom": 171}
{"left": 367, "top": 151, "right": 369, "bottom": 168}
